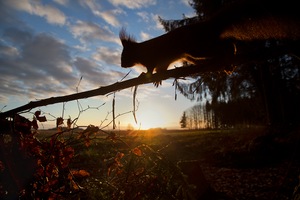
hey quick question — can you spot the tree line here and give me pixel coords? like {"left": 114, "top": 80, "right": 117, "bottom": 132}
{"left": 159, "top": 0, "right": 300, "bottom": 130}
{"left": 179, "top": 55, "right": 299, "bottom": 130}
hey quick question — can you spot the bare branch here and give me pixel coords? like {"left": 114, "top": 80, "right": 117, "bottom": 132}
{"left": 0, "top": 42, "right": 297, "bottom": 118}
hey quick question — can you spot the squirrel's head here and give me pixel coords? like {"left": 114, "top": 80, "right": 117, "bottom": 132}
{"left": 119, "top": 28, "right": 137, "bottom": 68}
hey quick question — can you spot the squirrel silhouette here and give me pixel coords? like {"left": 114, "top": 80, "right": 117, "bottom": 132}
{"left": 120, "top": 0, "right": 300, "bottom": 85}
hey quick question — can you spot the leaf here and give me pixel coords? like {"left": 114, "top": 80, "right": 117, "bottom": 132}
{"left": 70, "top": 180, "right": 80, "bottom": 190}
{"left": 85, "top": 138, "right": 91, "bottom": 147}
{"left": 71, "top": 169, "right": 90, "bottom": 178}
{"left": 35, "top": 110, "right": 41, "bottom": 117}
{"left": 60, "top": 147, "right": 75, "bottom": 168}
{"left": 116, "top": 152, "right": 124, "bottom": 159}
{"left": 83, "top": 125, "right": 99, "bottom": 134}
{"left": 63, "top": 147, "right": 75, "bottom": 159}
{"left": 132, "top": 147, "right": 142, "bottom": 156}
{"left": 32, "top": 119, "right": 38, "bottom": 130}
{"left": 67, "top": 116, "right": 78, "bottom": 129}
{"left": 34, "top": 110, "right": 47, "bottom": 122}
{"left": 67, "top": 117, "right": 72, "bottom": 129}
{"left": 134, "top": 167, "right": 145, "bottom": 176}
{"left": 77, "top": 169, "right": 90, "bottom": 177}
{"left": 37, "top": 116, "right": 47, "bottom": 122}
{"left": 56, "top": 117, "right": 64, "bottom": 127}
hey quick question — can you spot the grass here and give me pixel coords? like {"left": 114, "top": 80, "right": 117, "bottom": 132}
{"left": 34, "top": 127, "right": 300, "bottom": 199}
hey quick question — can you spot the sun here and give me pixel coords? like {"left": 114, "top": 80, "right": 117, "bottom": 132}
{"left": 135, "top": 109, "right": 166, "bottom": 130}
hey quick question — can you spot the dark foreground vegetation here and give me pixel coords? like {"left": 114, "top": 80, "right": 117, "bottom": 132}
{"left": 1, "top": 118, "right": 299, "bottom": 199}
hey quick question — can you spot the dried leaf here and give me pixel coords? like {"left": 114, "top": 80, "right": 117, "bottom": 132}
{"left": 71, "top": 169, "right": 90, "bottom": 178}
{"left": 32, "top": 119, "right": 38, "bottom": 130}
{"left": 56, "top": 117, "right": 63, "bottom": 127}
{"left": 116, "top": 152, "right": 124, "bottom": 159}
{"left": 134, "top": 167, "right": 145, "bottom": 176}
{"left": 78, "top": 169, "right": 90, "bottom": 177}
{"left": 85, "top": 138, "right": 91, "bottom": 147}
{"left": 67, "top": 117, "right": 72, "bottom": 129}
{"left": 132, "top": 147, "right": 142, "bottom": 156}
{"left": 37, "top": 116, "right": 47, "bottom": 122}
{"left": 35, "top": 110, "right": 41, "bottom": 117}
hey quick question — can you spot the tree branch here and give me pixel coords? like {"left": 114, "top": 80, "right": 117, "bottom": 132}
{"left": 0, "top": 66, "right": 198, "bottom": 118}
{"left": 0, "top": 42, "right": 297, "bottom": 118}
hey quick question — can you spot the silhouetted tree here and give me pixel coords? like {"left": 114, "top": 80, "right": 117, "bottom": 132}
{"left": 160, "top": 0, "right": 300, "bottom": 130}
{"left": 180, "top": 112, "right": 187, "bottom": 128}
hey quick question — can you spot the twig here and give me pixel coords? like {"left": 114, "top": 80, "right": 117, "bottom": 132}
{"left": 133, "top": 85, "right": 138, "bottom": 124}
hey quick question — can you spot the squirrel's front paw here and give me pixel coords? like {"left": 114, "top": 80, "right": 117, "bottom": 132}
{"left": 153, "top": 80, "right": 162, "bottom": 87}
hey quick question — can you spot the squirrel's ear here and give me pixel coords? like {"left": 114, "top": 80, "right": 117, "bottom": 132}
{"left": 120, "top": 39, "right": 128, "bottom": 46}
{"left": 119, "top": 27, "right": 136, "bottom": 46}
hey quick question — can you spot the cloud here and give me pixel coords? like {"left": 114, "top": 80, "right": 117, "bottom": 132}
{"left": 136, "top": 12, "right": 165, "bottom": 32}
{"left": 152, "top": 14, "right": 165, "bottom": 30}
{"left": 74, "top": 57, "right": 124, "bottom": 88}
{"left": 140, "top": 31, "right": 151, "bottom": 41}
{"left": 0, "top": 28, "right": 124, "bottom": 103}
{"left": 137, "top": 11, "right": 150, "bottom": 22}
{"left": 70, "top": 20, "right": 119, "bottom": 44}
{"left": 0, "top": 2, "right": 124, "bottom": 103}
{"left": 181, "top": 0, "right": 191, "bottom": 7}
{"left": 79, "top": 0, "right": 101, "bottom": 11}
{"left": 108, "top": 0, "right": 156, "bottom": 9}
{"left": 0, "top": 44, "right": 20, "bottom": 59}
{"left": 79, "top": 0, "right": 124, "bottom": 27}
{"left": 3, "top": 0, "right": 66, "bottom": 25}
{"left": 92, "top": 46, "right": 121, "bottom": 66}
{"left": 54, "top": 0, "right": 69, "bottom": 6}
{"left": 3, "top": 28, "right": 33, "bottom": 45}
{"left": 97, "top": 9, "right": 124, "bottom": 27}
{"left": 0, "top": 32, "right": 78, "bottom": 102}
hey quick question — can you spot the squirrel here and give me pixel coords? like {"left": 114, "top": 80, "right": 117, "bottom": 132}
{"left": 119, "top": 0, "right": 300, "bottom": 84}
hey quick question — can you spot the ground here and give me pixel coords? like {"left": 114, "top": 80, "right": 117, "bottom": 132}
{"left": 35, "top": 127, "right": 300, "bottom": 199}
{"left": 150, "top": 128, "right": 300, "bottom": 199}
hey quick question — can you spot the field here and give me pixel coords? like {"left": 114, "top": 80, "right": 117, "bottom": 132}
{"left": 34, "top": 127, "right": 300, "bottom": 199}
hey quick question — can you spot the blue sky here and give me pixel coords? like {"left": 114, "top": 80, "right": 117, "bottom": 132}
{"left": 0, "top": 0, "right": 198, "bottom": 130}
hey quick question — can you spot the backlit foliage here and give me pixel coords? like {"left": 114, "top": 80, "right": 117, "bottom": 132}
{"left": 0, "top": 113, "right": 196, "bottom": 199}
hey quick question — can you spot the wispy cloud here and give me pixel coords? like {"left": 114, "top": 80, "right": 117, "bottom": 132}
{"left": 79, "top": 0, "right": 124, "bottom": 27}
{"left": 181, "top": 0, "right": 191, "bottom": 7}
{"left": 0, "top": 44, "right": 20, "bottom": 59}
{"left": 70, "top": 20, "right": 119, "bottom": 44}
{"left": 152, "top": 14, "right": 165, "bottom": 30}
{"left": 92, "top": 46, "right": 121, "bottom": 66}
{"left": 53, "top": 0, "right": 69, "bottom": 6}
{"left": 137, "top": 11, "right": 151, "bottom": 22}
{"left": 0, "top": 28, "right": 122, "bottom": 103}
{"left": 140, "top": 31, "right": 151, "bottom": 41}
{"left": 3, "top": 0, "right": 67, "bottom": 25}
{"left": 108, "top": 0, "right": 156, "bottom": 9}
{"left": 136, "top": 12, "right": 164, "bottom": 31}
{"left": 97, "top": 9, "right": 124, "bottom": 27}
{"left": 3, "top": 28, "right": 33, "bottom": 45}
{"left": 74, "top": 57, "right": 123, "bottom": 88}
{"left": 0, "top": 32, "right": 77, "bottom": 102}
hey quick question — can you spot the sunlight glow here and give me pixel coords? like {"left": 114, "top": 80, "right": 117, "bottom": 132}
{"left": 136, "top": 109, "right": 166, "bottom": 130}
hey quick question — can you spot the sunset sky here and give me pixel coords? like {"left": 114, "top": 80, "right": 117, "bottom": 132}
{"left": 0, "top": 0, "right": 199, "bottom": 130}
